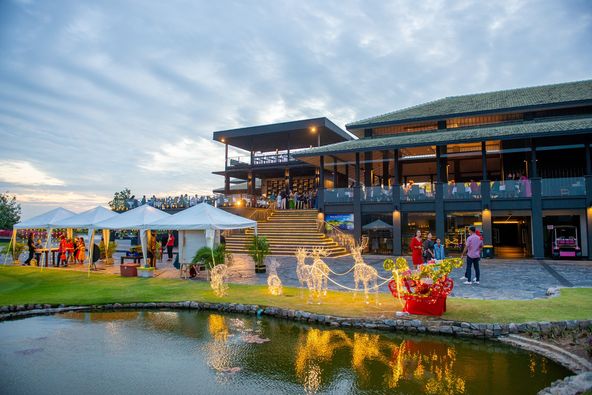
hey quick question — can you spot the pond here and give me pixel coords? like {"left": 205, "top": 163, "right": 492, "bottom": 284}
{"left": 0, "top": 311, "right": 570, "bottom": 394}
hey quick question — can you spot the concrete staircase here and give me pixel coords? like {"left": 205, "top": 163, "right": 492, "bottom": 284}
{"left": 224, "top": 209, "right": 348, "bottom": 257}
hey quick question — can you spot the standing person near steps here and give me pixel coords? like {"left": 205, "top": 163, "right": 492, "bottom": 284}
{"left": 166, "top": 232, "right": 175, "bottom": 261}
{"left": 460, "top": 226, "right": 483, "bottom": 285}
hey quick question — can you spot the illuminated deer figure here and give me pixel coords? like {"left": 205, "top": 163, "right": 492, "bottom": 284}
{"left": 210, "top": 264, "right": 229, "bottom": 297}
{"left": 310, "top": 247, "right": 330, "bottom": 301}
{"left": 350, "top": 238, "right": 379, "bottom": 304}
{"left": 296, "top": 247, "right": 313, "bottom": 299}
{"left": 267, "top": 259, "right": 283, "bottom": 296}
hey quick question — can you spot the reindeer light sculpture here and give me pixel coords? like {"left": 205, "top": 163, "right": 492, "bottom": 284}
{"left": 210, "top": 264, "right": 229, "bottom": 297}
{"left": 267, "top": 259, "right": 283, "bottom": 296}
{"left": 350, "top": 238, "right": 379, "bottom": 304}
{"left": 310, "top": 247, "right": 330, "bottom": 302}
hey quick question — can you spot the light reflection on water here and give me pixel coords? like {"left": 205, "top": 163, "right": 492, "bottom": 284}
{"left": 0, "top": 311, "right": 571, "bottom": 395}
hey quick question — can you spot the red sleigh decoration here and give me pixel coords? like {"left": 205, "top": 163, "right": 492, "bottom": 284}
{"left": 388, "top": 275, "right": 454, "bottom": 316}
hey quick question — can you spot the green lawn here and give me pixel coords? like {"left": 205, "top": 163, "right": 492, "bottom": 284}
{"left": 0, "top": 266, "right": 591, "bottom": 324}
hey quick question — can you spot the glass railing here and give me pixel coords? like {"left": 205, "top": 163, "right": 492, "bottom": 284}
{"left": 226, "top": 156, "right": 251, "bottom": 167}
{"left": 490, "top": 180, "right": 532, "bottom": 199}
{"left": 542, "top": 177, "right": 586, "bottom": 197}
{"left": 400, "top": 183, "right": 435, "bottom": 201}
{"left": 444, "top": 182, "right": 481, "bottom": 200}
{"left": 361, "top": 186, "right": 392, "bottom": 202}
{"left": 324, "top": 188, "right": 354, "bottom": 203}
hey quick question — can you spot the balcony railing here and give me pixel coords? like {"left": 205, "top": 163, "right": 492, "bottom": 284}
{"left": 400, "top": 183, "right": 435, "bottom": 201}
{"left": 490, "top": 180, "right": 532, "bottom": 199}
{"left": 444, "top": 182, "right": 481, "bottom": 200}
{"left": 542, "top": 177, "right": 586, "bottom": 197}
{"left": 226, "top": 153, "right": 297, "bottom": 168}
{"left": 362, "top": 186, "right": 393, "bottom": 202}
{"left": 324, "top": 188, "right": 354, "bottom": 203}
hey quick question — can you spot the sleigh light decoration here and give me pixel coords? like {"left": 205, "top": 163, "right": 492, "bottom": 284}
{"left": 384, "top": 257, "right": 463, "bottom": 316}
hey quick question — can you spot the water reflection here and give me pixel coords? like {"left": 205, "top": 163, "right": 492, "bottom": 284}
{"left": 11, "top": 311, "right": 567, "bottom": 395}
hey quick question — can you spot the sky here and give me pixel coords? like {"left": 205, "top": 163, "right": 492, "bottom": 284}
{"left": 0, "top": 0, "right": 591, "bottom": 220}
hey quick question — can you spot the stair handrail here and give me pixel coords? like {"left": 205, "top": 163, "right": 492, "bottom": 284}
{"left": 316, "top": 218, "right": 353, "bottom": 253}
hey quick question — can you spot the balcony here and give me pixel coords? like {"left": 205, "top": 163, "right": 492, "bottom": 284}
{"left": 226, "top": 153, "right": 298, "bottom": 168}
{"left": 444, "top": 181, "right": 481, "bottom": 200}
{"left": 324, "top": 188, "right": 354, "bottom": 203}
{"left": 362, "top": 186, "right": 393, "bottom": 202}
{"left": 490, "top": 180, "right": 532, "bottom": 199}
{"left": 542, "top": 177, "right": 586, "bottom": 197}
{"left": 401, "top": 183, "right": 435, "bottom": 201}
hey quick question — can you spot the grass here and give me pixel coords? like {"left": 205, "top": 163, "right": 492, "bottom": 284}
{"left": 0, "top": 266, "right": 591, "bottom": 324}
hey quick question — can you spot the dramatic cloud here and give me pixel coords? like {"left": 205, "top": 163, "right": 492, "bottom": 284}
{"left": 0, "top": 0, "right": 590, "bottom": 219}
{"left": 0, "top": 160, "right": 65, "bottom": 186}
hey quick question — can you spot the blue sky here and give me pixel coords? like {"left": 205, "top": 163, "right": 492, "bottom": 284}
{"left": 0, "top": 0, "right": 591, "bottom": 220}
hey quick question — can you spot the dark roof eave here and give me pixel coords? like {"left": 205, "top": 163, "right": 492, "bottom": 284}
{"left": 346, "top": 99, "right": 592, "bottom": 131}
{"left": 294, "top": 122, "right": 592, "bottom": 158}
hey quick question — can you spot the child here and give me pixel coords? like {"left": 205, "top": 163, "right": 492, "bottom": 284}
{"left": 434, "top": 238, "right": 445, "bottom": 260}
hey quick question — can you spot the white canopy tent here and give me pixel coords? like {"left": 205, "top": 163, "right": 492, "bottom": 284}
{"left": 8, "top": 207, "right": 77, "bottom": 266}
{"left": 53, "top": 206, "right": 119, "bottom": 273}
{"left": 142, "top": 203, "right": 257, "bottom": 264}
{"left": 94, "top": 204, "right": 170, "bottom": 267}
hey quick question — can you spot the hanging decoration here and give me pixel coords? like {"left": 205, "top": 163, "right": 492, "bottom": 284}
{"left": 266, "top": 259, "right": 283, "bottom": 296}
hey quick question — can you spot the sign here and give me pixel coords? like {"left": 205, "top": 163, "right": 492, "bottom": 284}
{"left": 325, "top": 214, "right": 354, "bottom": 231}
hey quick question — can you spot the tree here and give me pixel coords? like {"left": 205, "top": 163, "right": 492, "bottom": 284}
{"left": 0, "top": 192, "right": 21, "bottom": 229}
{"left": 108, "top": 188, "right": 132, "bottom": 211}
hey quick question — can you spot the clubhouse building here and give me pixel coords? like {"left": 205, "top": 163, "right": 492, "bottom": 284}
{"left": 213, "top": 80, "right": 592, "bottom": 259}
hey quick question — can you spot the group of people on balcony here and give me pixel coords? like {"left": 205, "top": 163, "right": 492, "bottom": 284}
{"left": 269, "top": 189, "right": 318, "bottom": 210}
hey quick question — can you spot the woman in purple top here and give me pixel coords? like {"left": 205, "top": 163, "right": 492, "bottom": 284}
{"left": 460, "top": 226, "right": 483, "bottom": 285}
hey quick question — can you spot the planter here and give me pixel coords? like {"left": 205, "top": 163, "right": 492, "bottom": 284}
{"left": 255, "top": 264, "right": 266, "bottom": 274}
{"left": 137, "top": 268, "right": 155, "bottom": 278}
{"left": 120, "top": 263, "right": 140, "bottom": 277}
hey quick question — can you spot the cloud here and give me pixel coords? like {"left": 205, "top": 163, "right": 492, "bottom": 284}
{"left": 0, "top": 0, "right": 590, "bottom": 219}
{"left": 0, "top": 160, "right": 65, "bottom": 186}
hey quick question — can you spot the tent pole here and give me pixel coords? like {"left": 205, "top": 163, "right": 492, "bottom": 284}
{"left": 3, "top": 229, "right": 15, "bottom": 265}
{"left": 87, "top": 228, "right": 95, "bottom": 278}
{"left": 42, "top": 227, "right": 52, "bottom": 271}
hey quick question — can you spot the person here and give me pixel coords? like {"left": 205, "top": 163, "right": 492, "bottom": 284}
{"left": 434, "top": 238, "right": 445, "bottom": 260}
{"left": 166, "top": 232, "right": 175, "bottom": 261}
{"left": 77, "top": 237, "right": 86, "bottom": 263}
{"left": 65, "top": 238, "right": 75, "bottom": 266}
{"left": 58, "top": 236, "right": 68, "bottom": 267}
{"left": 520, "top": 173, "right": 532, "bottom": 197}
{"left": 423, "top": 232, "right": 435, "bottom": 263}
{"left": 34, "top": 238, "right": 42, "bottom": 266}
{"left": 409, "top": 230, "right": 423, "bottom": 266}
{"left": 460, "top": 226, "right": 483, "bottom": 285}
{"left": 24, "top": 234, "right": 35, "bottom": 266}
{"left": 148, "top": 232, "right": 157, "bottom": 268}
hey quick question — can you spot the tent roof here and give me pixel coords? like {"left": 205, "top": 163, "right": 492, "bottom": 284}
{"left": 94, "top": 204, "right": 170, "bottom": 229}
{"left": 13, "top": 207, "right": 77, "bottom": 229}
{"left": 53, "top": 206, "right": 118, "bottom": 228}
{"left": 143, "top": 203, "right": 256, "bottom": 230}
{"left": 362, "top": 219, "right": 392, "bottom": 231}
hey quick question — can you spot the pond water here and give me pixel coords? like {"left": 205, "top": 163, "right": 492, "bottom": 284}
{"left": 0, "top": 311, "right": 570, "bottom": 394}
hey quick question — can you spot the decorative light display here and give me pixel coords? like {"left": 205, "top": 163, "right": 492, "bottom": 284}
{"left": 384, "top": 257, "right": 463, "bottom": 316}
{"left": 210, "top": 264, "right": 229, "bottom": 297}
{"left": 310, "top": 247, "right": 330, "bottom": 300}
{"left": 267, "top": 259, "right": 283, "bottom": 296}
{"left": 349, "top": 238, "right": 380, "bottom": 305}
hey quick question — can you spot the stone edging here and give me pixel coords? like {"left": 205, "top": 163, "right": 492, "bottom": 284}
{"left": 1, "top": 301, "right": 591, "bottom": 341}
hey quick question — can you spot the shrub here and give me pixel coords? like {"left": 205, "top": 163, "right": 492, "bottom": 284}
{"left": 247, "top": 236, "right": 270, "bottom": 272}
{"left": 99, "top": 241, "right": 117, "bottom": 259}
{"left": 192, "top": 244, "right": 228, "bottom": 269}
{"left": 1, "top": 242, "right": 26, "bottom": 262}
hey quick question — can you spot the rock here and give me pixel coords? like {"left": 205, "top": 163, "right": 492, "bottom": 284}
{"left": 537, "top": 372, "right": 592, "bottom": 395}
{"left": 439, "top": 326, "right": 453, "bottom": 334}
{"left": 410, "top": 319, "right": 422, "bottom": 327}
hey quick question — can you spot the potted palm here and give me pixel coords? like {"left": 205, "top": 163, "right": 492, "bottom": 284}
{"left": 247, "top": 236, "right": 270, "bottom": 273}
{"left": 99, "top": 241, "right": 117, "bottom": 265}
{"left": 2, "top": 242, "right": 26, "bottom": 265}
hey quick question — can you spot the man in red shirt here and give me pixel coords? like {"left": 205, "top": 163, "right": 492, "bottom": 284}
{"left": 166, "top": 232, "right": 175, "bottom": 261}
